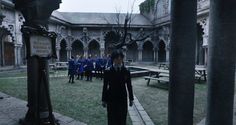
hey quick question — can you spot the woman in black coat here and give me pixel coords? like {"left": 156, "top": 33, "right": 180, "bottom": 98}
{"left": 102, "top": 50, "right": 134, "bottom": 125}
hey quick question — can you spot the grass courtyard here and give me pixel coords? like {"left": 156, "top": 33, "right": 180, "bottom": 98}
{"left": 0, "top": 71, "right": 207, "bottom": 125}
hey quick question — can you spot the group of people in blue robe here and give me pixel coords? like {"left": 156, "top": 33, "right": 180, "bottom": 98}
{"left": 67, "top": 54, "right": 112, "bottom": 83}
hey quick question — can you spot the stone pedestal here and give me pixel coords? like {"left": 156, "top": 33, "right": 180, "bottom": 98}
{"left": 18, "top": 26, "right": 58, "bottom": 125}
{"left": 14, "top": 0, "right": 61, "bottom": 125}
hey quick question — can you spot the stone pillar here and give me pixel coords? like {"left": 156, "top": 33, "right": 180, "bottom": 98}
{"left": 168, "top": 0, "right": 197, "bottom": 125}
{"left": 1, "top": 39, "right": 4, "bottom": 66}
{"left": 0, "top": 0, "right": 5, "bottom": 25}
{"left": 122, "top": 46, "right": 127, "bottom": 61}
{"left": 166, "top": 48, "right": 170, "bottom": 62}
{"left": 100, "top": 48, "right": 105, "bottom": 57}
{"left": 204, "top": 47, "right": 208, "bottom": 66}
{"left": 18, "top": 45, "right": 23, "bottom": 65}
{"left": 205, "top": 0, "right": 236, "bottom": 125}
{"left": 14, "top": 0, "right": 61, "bottom": 124}
{"left": 155, "top": 48, "right": 159, "bottom": 63}
{"left": 0, "top": 34, "right": 4, "bottom": 66}
{"left": 14, "top": 44, "right": 22, "bottom": 67}
{"left": 199, "top": 17, "right": 209, "bottom": 66}
{"left": 84, "top": 47, "right": 88, "bottom": 58}
{"left": 56, "top": 47, "right": 60, "bottom": 62}
{"left": 66, "top": 47, "right": 71, "bottom": 61}
{"left": 138, "top": 47, "right": 143, "bottom": 62}
{"left": 153, "top": 48, "right": 158, "bottom": 62}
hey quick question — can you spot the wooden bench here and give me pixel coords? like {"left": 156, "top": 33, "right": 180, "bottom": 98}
{"left": 144, "top": 76, "right": 169, "bottom": 86}
{"left": 159, "top": 73, "right": 169, "bottom": 77}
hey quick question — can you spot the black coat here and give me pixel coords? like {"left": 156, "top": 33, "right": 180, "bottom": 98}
{"left": 102, "top": 66, "right": 134, "bottom": 125}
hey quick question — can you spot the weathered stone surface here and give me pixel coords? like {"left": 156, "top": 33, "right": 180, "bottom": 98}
{"left": 0, "top": 92, "right": 86, "bottom": 125}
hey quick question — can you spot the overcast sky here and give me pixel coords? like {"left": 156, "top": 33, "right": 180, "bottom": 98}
{"left": 58, "top": 0, "right": 145, "bottom": 13}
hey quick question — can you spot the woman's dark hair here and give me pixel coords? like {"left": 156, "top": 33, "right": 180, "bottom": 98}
{"left": 111, "top": 49, "right": 124, "bottom": 62}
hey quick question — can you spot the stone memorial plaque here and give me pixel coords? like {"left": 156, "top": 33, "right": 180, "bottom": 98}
{"left": 30, "top": 35, "right": 52, "bottom": 57}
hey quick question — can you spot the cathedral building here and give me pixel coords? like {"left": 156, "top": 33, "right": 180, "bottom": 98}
{"left": 0, "top": 0, "right": 210, "bottom": 67}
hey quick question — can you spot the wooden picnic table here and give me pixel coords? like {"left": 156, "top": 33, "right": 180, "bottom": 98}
{"left": 144, "top": 66, "right": 207, "bottom": 85}
{"left": 144, "top": 69, "right": 169, "bottom": 86}
{"left": 195, "top": 67, "right": 207, "bottom": 81}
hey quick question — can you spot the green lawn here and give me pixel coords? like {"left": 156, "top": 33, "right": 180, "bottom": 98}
{"left": 132, "top": 78, "right": 207, "bottom": 125}
{"left": 0, "top": 71, "right": 207, "bottom": 125}
{"left": 0, "top": 75, "right": 132, "bottom": 125}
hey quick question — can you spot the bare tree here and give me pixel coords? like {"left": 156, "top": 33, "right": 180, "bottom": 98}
{"left": 103, "top": 0, "right": 153, "bottom": 50}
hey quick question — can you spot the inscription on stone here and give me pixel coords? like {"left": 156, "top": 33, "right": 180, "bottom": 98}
{"left": 30, "top": 35, "right": 52, "bottom": 57}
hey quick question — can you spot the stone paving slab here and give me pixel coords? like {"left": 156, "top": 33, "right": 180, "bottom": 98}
{"left": 128, "top": 95, "right": 155, "bottom": 125}
{"left": 0, "top": 92, "right": 87, "bottom": 125}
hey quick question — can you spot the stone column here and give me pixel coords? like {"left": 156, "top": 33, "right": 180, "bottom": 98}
{"left": 205, "top": 0, "right": 236, "bottom": 125}
{"left": 165, "top": 48, "right": 170, "bottom": 62}
{"left": 122, "top": 46, "right": 127, "bottom": 61}
{"left": 138, "top": 47, "right": 143, "bottom": 62}
{"left": 18, "top": 45, "right": 23, "bottom": 65}
{"left": 168, "top": 0, "right": 197, "bottom": 125}
{"left": 56, "top": 47, "right": 60, "bottom": 62}
{"left": 14, "top": 44, "right": 22, "bottom": 67}
{"left": 84, "top": 47, "right": 88, "bottom": 58}
{"left": 100, "top": 48, "right": 105, "bottom": 57}
{"left": 199, "top": 17, "right": 209, "bottom": 66}
{"left": 66, "top": 47, "right": 71, "bottom": 61}
{"left": 1, "top": 38, "right": 4, "bottom": 66}
{"left": 0, "top": 34, "right": 3, "bottom": 66}
{"left": 0, "top": 0, "right": 5, "bottom": 25}
{"left": 155, "top": 48, "right": 159, "bottom": 63}
{"left": 14, "top": 1, "right": 61, "bottom": 124}
{"left": 153, "top": 48, "right": 158, "bottom": 62}
{"left": 204, "top": 47, "right": 208, "bottom": 66}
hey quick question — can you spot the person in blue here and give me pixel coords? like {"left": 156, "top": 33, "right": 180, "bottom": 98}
{"left": 105, "top": 54, "right": 112, "bottom": 69}
{"left": 68, "top": 56, "right": 76, "bottom": 83}
{"left": 95, "top": 55, "right": 102, "bottom": 79}
{"left": 99, "top": 55, "right": 107, "bottom": 79}
{"left": 84, "top": 55, "right": 93, "bottom": 81}
{"left": 76, "top": 55, "right": 84, "bottom": 80}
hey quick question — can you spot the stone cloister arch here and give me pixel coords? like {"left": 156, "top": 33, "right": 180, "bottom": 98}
{"left": 88, "top": 40, "right": 100, "bottom": 58}
{"left": 142, "top": 41, "right": 154, "bottom": 62}
{"left": 0, "top": 27, "right": 15, "bottom": 66}
{"left": 127, "top": 42, "right": 138, "bottom": 62}
{"left": 158, "top": 40, "right": 166, "bottom": 62}
{"left": 71, "top": 40, "right": 84, "bottom": 58}
{"left": 196, "top": 23, "right": 205, "bottom": 65}
{"left": 59, "top": 39, "right": 67, "bottom": 62}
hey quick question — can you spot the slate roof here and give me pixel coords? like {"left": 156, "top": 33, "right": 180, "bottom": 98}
{"left": 3, "top": 0, "right": 152, "bottom": 26}
{"left": 52, "top": 11, "right": 152, "bottom": 26}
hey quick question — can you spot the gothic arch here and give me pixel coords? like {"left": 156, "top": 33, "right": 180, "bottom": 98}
{"left": 0, "top": 29, "right": 15, "bottom": 66}
{"left": 71, "top": 40, "right": 84, "bottom": 57}
{"left": 127, "top": 42, "right": 138, "bottom": 62}
{"left": 88, "top": 40, "right": 100, "bottom": 58}
{"left": 196, "top": 23, "right": 205, "bottom": 65}
{"left": 0, "top": 25, "right": 16, "bottom": 66}
{"left": 59, "top": 39, "right": 67, "bottom": 62}
{"left": 142, "top": 41, "right": 154, "bottom": 62}
{"left": 0, "top": 25, "right": 15, "bottom": 42}
{"left": 158, "top": 40, "right": 166, "bottom": 62}
{"left": 88, "top": 38, "right": 100, "bottom": 47}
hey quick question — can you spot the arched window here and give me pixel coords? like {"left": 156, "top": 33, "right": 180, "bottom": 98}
{"left": 127, "top": 42, "right": 138, "bottom": 62}
{"left": 142, "top": 41, "right": 154, "bottom": 62}
{"left": 72, "top": 40, "right": 84, "bottom": 58}
{"left": 158, "top": 40, "right": 166, "bottom": 62}
{"left": 88, "top": 40, "right": 100, "bottom": 58}
{"left": 59, "top": 39, "right": 67, "bottom": 62}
